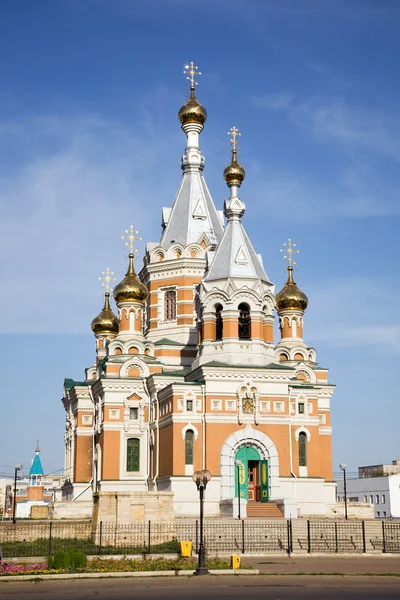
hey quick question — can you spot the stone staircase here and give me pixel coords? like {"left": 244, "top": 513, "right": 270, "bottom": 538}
{"left": 246, "top": 502, "right": 284, "bottom": 518}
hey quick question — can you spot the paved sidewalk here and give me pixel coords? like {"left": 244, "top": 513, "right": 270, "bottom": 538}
{"left": 242, "top": 555, "right": 400, "bottom": 575}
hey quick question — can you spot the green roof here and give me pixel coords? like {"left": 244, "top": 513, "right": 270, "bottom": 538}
{"left": 200, "top": 361, "right": 293, "bottom": 371}
{"left": 29, "top": 453, "right": 44, "bottom": 476}
{"left": 154, "top": 338, "right": 182, "bottom": 347}
{"left": 64, "top": 378, "right": 91, "bottom": 391}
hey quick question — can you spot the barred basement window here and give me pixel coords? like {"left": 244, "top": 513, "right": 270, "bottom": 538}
{"left": 298, "top": 432, "right": 307, "bottom": 467}
{"left": 126, "top": 438, "right": 140, "bottom": 472}
{"left": 165, "top": 290, "right": 176, "bottom": 321}
{"left": 185, "top": 430, "right": 194, "bottom": 465}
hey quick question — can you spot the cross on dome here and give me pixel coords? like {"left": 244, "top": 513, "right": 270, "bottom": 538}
{"left": 228, "top": 126, "right": 241, "bottom": 151}
{"left": 184, "top": 61, "right": 202, "bottom": 88}
{"left": 99, "top": 267, "right": 117, "bottom": 293}
{"left": 122, "top": 225, "right": 142, "bottom": 256}
{"left": 280, "top": 238, "right": 300, "bottom": 267}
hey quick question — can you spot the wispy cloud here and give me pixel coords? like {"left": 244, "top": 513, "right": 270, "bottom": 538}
{"left": 250, "top": 92, "right": 400, "bottom": 162}
{"left": 0, "top": 110, "right": 180, "bottom": 334}
{"left": 250, "top": 92, "right": 293, "bottom": 110}
{"left": 306, "top": 276, "right": 400, "bottom": 354}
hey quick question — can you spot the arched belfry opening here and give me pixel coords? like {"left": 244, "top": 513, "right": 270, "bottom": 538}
{"left": 238, "top": 303, "right": 251, "bottom": 340}
{"left": 215, "top": 303, "right": 223, "bottom": 341}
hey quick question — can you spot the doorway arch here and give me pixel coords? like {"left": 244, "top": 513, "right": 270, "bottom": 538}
{"left": 220, "top": 426, "right": 280, "bottom": 500}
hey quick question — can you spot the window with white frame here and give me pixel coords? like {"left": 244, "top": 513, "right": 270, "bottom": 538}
{"left": 298, "top": 402, "right": 305, "bottom": 415}
{"left": 129, "top": 407, "right": 138, "bottom": 420}
{"left": 375, "top": 495, "right": 380, "bottom": 504}
{"left": 211, "top": 399, "right": 222, "bottom": 411}
{"left": 364, "top": 495, "right": 368, "bottom": 503}
{"left": 186, "top": 399, "right": 193, "bottom": 412}
{"left": 382, "top": 494, "right": 386, "bottom": 504}
{"left": 260, "top": 401, "right": 270, "bottom": 412}
{"left": 274, "top": 401, "right": 284, "bottom": 412}
{"left": 178, "top": 399, "right": 184, "bottom": 411}
{"left": 370, "top": 495, "right": 374, "bottom": 504}
{"left": 226, "top": 400, "right": 236, "bottom": 411}
{"left": 164, "top": 289, "right": 176, "bottom": 321}
{"left": 318, "top": 414, "right": 326, "bottom": 424}
{"left": 307, "top": 402, "right": 313, "bottom": 415}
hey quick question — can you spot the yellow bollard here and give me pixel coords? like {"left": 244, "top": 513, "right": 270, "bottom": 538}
{"left": 231, "top": 555, "right": 241, "bottom": 570}
{"left": 180, "top": 541, "right": 193, "bottom": 557}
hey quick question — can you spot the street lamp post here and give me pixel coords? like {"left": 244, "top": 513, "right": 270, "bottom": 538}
{"left": 339, "top": 463, "right": 348, "bottom": 520}
{"left": 12, "top": 463, "right": 23, "bottom": 525}
{"left": 192, "top": 469, "right": 212, "bottom": 576}
{"left": 235, "top": 459, "right": 242, "bottom": 520}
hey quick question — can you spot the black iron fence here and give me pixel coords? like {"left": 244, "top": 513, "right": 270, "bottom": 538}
{"left": 0, "top": 519, "right": 399, "bottom": 558}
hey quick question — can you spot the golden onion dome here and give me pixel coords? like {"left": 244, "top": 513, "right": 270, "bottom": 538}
{"left": 178, "top": 87, "right": 207, "bottom": 126}
{"left": 113, "top": 253, "right": 148, "bottom": 304}
{"left": 223, "top": 149, "right": 245, "bottom": 187}
{"left": 275, "top": 266, "right": 308, "bottom": 312}
{"left": 91, "top": 293, "right": 119, "bottom": 336}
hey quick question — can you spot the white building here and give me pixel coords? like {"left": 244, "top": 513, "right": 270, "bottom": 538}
{"left": 337, "top": 474, "right": 400, "bottom": 518}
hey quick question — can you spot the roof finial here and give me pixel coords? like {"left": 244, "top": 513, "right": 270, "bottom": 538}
{"left": 223, "top": 126, "right": 245, "bottom": 188}
{"left": 184, "top": 61, "right": 202, "bottom": 89}
{"left": 122, "top": 225, "right": 142, "bottom": 257}
{"left": 99, "top": 268, "right": 117, "bottom": 294}
{"left": 228, "top": 126, "right": 241, "bottom": 153}
{"left": 35, "top": 439, "right": 40, "bottom": 453}
{"left": 280, "top": 238, "right": 299, "bottom": 268}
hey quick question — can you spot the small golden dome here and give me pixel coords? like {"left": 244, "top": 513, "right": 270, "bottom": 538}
{"left": 178, "top": 88, "right": 207, "bottom": 126}
{"left": 275, "top": 266, "right": 308, "bottom": 312}
{"left": 91, "top": 293, "right": 119, "bottom": 336}
{"left": 113, "top": 254, "right": 148, "bottom": 304}
{"left": 223, "top": 150, "right": 245, "bottom": 186}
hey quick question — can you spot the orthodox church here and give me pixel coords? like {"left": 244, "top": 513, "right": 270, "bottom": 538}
{"left": 62, "top": 64, "right": 336, "bottom": 520}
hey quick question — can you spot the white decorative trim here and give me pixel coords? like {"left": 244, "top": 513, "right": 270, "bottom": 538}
{"left": 120, "top": 359, "right": 150, "bottom": 378}
{"left": 220, "top": 425, "right": 280, "bottom": 500}
{"left": 181, "top": 423, "right": 199, "bottom": 440}
{"left": 294, "top": 426, "right": 311, "bottom": 442}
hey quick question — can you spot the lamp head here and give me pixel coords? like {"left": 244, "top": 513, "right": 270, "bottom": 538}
{"left": 339, "top": 463, "right": 347, "bottom": 471}
{"left": 192, "top": 469, "right": 212, "bottom": 489}
{"left": 15, "top": 463, "right": 23, "bottom": 471}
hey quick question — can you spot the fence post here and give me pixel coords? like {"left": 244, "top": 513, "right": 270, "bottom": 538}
{"left": 287, "top": 519, "right": 292, "bottom": 555}
{"left": 195, "top": 520, "right": 198, "bottom": 554}
{"left": 307, "top": 520, "right": 311, "bottom": 554}
{"left": 148, "top": 520, "right": 151, "bottom": 554}
{"left": 362, "top": 521, "right": 366, "bottom": 553}
{"left": 241, "top": 519, "right": 245, "bottom": 554}
{"left": 99, "top": 521, "right": 103, "bottom": 555}
{"left": 334, "top": 521, "right": 338, "bottom": 553}
{"left": 382, "top": 520, "right": 386, "bottom": 554}
{"left": 48, "top": 521, "right": 53, "bottom": 556}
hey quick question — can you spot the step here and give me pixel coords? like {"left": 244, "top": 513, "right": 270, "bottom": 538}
{"left": 246, "top": 502, "right": 284, "bottom": 518}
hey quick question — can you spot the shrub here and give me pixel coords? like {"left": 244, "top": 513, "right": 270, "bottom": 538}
{"left": 46, "top": 555, "right": 53, "bottom": 570}
{"left": 53, "top": 550, "right": 70, "bottom": 569}
{"left": 69, "top": 550, "right": 87, "bottom": 569}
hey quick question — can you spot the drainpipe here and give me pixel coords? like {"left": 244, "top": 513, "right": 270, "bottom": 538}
{"left": 88, "top": 386, "right": 96, "bottom": 494}
{"left": 153, "top": 395, "right": 160, "bottom": 491}
{"left": 289, "top": 402, "right": 297, "bottom": 518}
{"left": 201, "top": 384, "right": 206, "bottom": 470}
{"left": 143, "top": 378, "right": 151, "bottom": 490}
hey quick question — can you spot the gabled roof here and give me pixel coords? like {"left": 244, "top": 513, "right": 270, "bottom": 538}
{"left": 205, "top": 219, "right": 269, "bottom": 283}
{"left": 159, "top": 170, "right": 223, "bottom": 249}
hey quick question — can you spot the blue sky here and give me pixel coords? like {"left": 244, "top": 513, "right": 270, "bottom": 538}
{"left": 0, "top": 0, "right": 399, "bottom": 479}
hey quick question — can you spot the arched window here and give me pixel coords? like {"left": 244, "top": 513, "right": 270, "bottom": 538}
{"left": 215, "top": 304, "right": 223, "bottom": 341}
{"left": 238, "top": 303, "right": 251, "bottom": 340}
{"left": 165, "top": 290, "right": 176, "bottom": 321}
{"left": 185, "top": 430, "right": 194, "bottom": 465}
{"left": 298, "top": 432, "right": 307, "bottom": 467}
{"left": 126, "top": 438, "right": 140, "bottom": 472}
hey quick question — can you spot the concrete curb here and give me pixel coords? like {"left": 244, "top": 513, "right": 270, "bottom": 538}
{"left": 0, "top": 569, "right": 258, "bottom": 582}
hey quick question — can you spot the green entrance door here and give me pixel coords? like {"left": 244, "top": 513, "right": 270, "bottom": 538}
{"left": 235, "top": 447, "right": 268, "bottom": 502}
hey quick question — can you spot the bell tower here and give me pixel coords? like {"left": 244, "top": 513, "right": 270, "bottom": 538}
{"left": 193, "top": 128, "right": 275, "bottom": 369}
